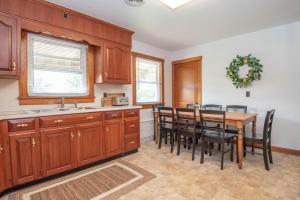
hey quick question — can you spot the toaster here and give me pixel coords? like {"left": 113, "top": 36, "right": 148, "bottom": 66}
{"left": 112, "top": 96, "right": 129, "bottom": 106}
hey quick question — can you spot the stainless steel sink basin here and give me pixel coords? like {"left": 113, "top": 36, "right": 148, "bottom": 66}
{"left": 31, "top": 108, "right": 71, "bottom": 113}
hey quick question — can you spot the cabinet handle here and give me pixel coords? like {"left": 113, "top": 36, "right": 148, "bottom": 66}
{"left": 106, "top": 128, "right": 110, "bottom": 132}
{"left": 71, "top": 132, "right": 74, "bottom": 140}
{"left": 32, "top": 138, "right": 36, "bottom": 148}
{"left": 54, "top": 119, "right": 63, "bottom": 124}
{"left": 111, "top": 114, "right": 118, "bottom": 117}
{"left": 86, "top": 116, "right": 94, "bottom": 120}
{"left": 12, "top": 61, "right": 16, "bottom": 71}
{"left": 130, "top": 141, "right": 135, "bottom": 144}
{"left": 129, "top": 124, "right": 135, "bottom": 128}
{"left": 0, "top": 145, "right": 3, "bottom": 154}
{"left": 129, "top": 112, "right": 135, "bottom": 115}
{"left": 17, "top": 123, "right": 28, "bottom": 128}
{"left": 77, "top": 131, "right": 81, "bottom": 138}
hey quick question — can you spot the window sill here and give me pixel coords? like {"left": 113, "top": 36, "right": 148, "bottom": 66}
{"left": 134, "top": 102, "right": 164, "bottom": 109}
{"left": 19, "top": 96, "right": 95, "bottom": 105}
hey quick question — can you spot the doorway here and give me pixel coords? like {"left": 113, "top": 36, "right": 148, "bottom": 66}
{"left": 172, "top": 57, "right": 202, "bottom": 108}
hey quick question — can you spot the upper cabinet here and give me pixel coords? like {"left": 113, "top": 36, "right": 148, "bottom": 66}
{"left": 0, "top": 13, "right": 18, "bottom": 77}
{"left": 102, "top": 41, "right": 131, "bottom": 84}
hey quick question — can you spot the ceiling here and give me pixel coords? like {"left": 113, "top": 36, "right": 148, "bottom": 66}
{"left": 47, "top": 0, "right": 300, "bottom": 51}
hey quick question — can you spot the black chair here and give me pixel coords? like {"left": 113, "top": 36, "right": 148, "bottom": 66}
{"left": 152, "top": 103, "right": 165, "bottom": 141}
{"left": 157, "top": 107, "right": 176, "bottom": 153}
{"left": 187, "top": 104, "right": 202, "bottom": 110}
{"left": 176, "top": 108, "right": 201, "bottom": 160}
{"left": 200, "top": 110, "right": 235, "bottom": 170}
{"left": 203, "top": 104, "right": 222, "bottom": 111}
{"left": 243, "top": 109, "right": 275, "bottom": 170}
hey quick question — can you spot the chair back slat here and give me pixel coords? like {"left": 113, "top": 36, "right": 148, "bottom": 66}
{"left": 176, "top": 108, "right": 197, "bottom": 128}
{"left": 187, "top": 104, "right": 202, "bottom": 110}
{"left": 263, "top": 109, "right": 275, "bottom": 142}
{"left": 158, "top": 107, "right": 174, "bottom": 125}
{"left": 226, "top": 105, "right": 247, "bottom": 113}
{"left": 203, "top": 104, "right": 222, "bottom": 111}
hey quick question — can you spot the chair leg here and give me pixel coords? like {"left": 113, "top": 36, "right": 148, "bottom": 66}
{"left": 209, "top": 143, "right": 213, "bottom": 156}
{"left": 200, "top": 137, "right": 205, "bottom": 164}
{"left": 158, "top": 129, "right": 163, "bottom": 149}
{"left": 192, "top": 135, "right": 197, "bottom": 161}
{"left": 177, "top": 132, "right": 181, "bottom": 155}
{"left": 165, "top": 131, "right": 168, "bottom": 144}
{"left": 218, "top": 143, "right": 221, "bottom": 151}
{"left": 263, "top": 144, "right": 270, "bottom": 170}
{"left": 170, "top": 130, "right": 174, "bottom": 153}
{"left": 236, "top": 141, "right": 239, "bottom": 163}
{"left": 230, "top": 142, "right": 234, "bottom": 162}
{"left": 183, "top": 137, "right": 187, "bottom": 149}
{"left": 188, "top": 137, "right": 192, "bottom": 150}
{"left": 221, "top": 143, "right": 225, "bottom": 170}
{"left": 268, "top": 141, "right": 273, "bottom": 164}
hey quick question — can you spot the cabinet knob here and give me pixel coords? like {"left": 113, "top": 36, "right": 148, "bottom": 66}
{"left": 32, "top": 138, "right": 36, "bottom": 148}
{"left": 17, "top": 123, "right": 28, "bottom": 128}
{"left": 71, "top": 132, "right": 74, "bottom": 140}
{"left": 54, "top": 119, "right": 63, "bottom": 124}
{"left": 77, "top": 131, "right": 81, "bottom": 138}
{"left": 106, "top": 128, "right": 110, "bottom": 132}
{"left": 0, "top": 145, "right": 3, "bottom": 154}
{"left": 104, "top": 72, "right": 108, "bottom": 78}
{"left": 12, "top": 61, "right": 16, "bottom": 71}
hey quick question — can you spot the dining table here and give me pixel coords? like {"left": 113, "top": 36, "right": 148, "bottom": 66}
{"left": 153, "top": 110, "right": 257, "bottom": 169}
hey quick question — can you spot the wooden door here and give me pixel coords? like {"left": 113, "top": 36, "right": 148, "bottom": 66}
{"left": 172, "top": 57, "right": 202, "bottom": 108}
{"left": 103, "top": 120, "right": 124, "bottom": 157}
{"left": 41, "top": 126, "right": 76, "bottom": 177}
{"left": 9, "top": 131, "right": 40, "bottom": 185}
{"left": 103, "top": 41, "right": 131, "bottom": 83}
{"left": 76, "top": 122, "right": 103, "bottom": 166}
{"left": 0, "top": 13, "right": 17, "bottom": 76}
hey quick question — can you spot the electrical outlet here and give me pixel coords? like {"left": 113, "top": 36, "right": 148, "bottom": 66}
{"left": 246, "top": 91, "right": 250, "bottom": 97}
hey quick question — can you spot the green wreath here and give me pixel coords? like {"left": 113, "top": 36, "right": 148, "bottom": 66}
{"left": 226, "top": 54, "right": 263, "bottom": 88}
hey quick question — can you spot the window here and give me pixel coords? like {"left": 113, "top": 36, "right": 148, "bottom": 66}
{"left": 132, "top": 52, "right": 164, "bottom": 108}
{"left": 19, "top": 31, "right": 94, "bottom": 105}
{"left": 28, "top": 33, "right": 88, "bottom": 96}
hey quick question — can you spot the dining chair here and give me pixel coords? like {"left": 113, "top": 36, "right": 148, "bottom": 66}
{"left": 157, "top": 106, "right": 177, "bottom": 153}
{"left": 152, "top": 103, "right": 165, "bottom": 141}
{"left": 199, "top": 110, "right": 235, "bottom": 170}
{"left": 203, "top": 104, "right": 222, "bottom": 111}
{"left": 176, "top": 108, "right": 201, "bottom": 160}
{"left": 243, "top": 109, "right": 275, "bottom": 170}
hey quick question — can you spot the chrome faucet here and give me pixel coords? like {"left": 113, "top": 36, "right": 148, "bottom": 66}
{"left": 60, "top": 97, "right": 65, "bottom": 109}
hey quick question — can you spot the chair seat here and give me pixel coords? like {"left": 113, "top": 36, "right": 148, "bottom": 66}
{"left": 225, "top": 127, "right": 238, "bottom": 134}
{"left": 202, "top": 131, "right": 235, "bottom": 142}
{"left": 177, "top": 126, "right": 201, "bottom": 134}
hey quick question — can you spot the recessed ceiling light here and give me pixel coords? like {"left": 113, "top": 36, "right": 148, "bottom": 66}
{"left": 160, "top": 0, "right": 192, "bottom": 9}
{"left": 124, "top": 0, "right": 145, "bottom": 7}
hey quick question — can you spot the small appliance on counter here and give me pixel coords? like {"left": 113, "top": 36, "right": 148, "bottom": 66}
{"left": 101, "top": 93, "right": 129, "bottom": 107}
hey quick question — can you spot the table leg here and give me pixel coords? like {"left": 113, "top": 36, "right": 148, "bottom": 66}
{"left": 237, "top": 124, "right": 244, "bottom": 169}
{"left": 252, "top": 117, "right": 257, "bottom": 154}
{"left": 154, "top": 113, "right": 158, "bottom": 144}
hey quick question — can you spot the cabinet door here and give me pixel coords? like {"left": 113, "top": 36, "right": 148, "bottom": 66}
{"left": 103, "top": 120, "right": 124, "bottom": 157}
{"left": 76, "top": 122, "right": 103, "bottom": 166}
{"left": 103, "top": 41, "right": 131, "bottom": 83}
{"left": 0, "top": 14, "right": 18, "bottom": 76}
{"left": 9, "top": 131, "right": 40, "bottom": 185}
{"left": 41, "top": 126, "right": 76, "bottom": 177}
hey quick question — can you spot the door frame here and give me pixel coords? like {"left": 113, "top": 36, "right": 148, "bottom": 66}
{"left": 172, "top": 56, "right": 202, "bottom": 107}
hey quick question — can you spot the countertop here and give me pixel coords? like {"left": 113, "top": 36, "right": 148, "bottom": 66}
{"left": 0, "top": 105, "right": 142, "bottom": 120}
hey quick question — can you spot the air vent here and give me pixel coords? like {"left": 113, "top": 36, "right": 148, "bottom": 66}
{"left": 124, "top": 0, "right": 145, "bottom": 7}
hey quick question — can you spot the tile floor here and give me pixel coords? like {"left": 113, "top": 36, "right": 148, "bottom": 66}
{"left": 120, "top": 141, "right": 300, "bottom": 200}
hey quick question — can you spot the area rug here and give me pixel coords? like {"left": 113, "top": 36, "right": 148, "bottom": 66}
{"left": 6, "top": 160, "right": 155, "bottom": 200}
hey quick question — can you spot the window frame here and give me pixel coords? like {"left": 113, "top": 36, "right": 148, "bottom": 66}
{"left": 19, "top": 31, "right": 95, "bottom": 105}
{"left": 132, "top": 52, "right": 164, "bottom": 109}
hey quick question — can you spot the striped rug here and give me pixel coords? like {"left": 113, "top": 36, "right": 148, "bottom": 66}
{"left": 6, "top": 160, "right": 155, "bottom": 200}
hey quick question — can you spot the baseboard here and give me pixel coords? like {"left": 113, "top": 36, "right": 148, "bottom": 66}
{"left": 272, "top": 146, "right": 300, "bottom": 156}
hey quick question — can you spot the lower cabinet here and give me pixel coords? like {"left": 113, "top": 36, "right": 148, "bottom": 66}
{"left": 76, "top": 122, "right": 103, "bottom": 166}
{"left": 104, "top": 120, "right": 124, "bottom": 157}
{"left": 40, "top": 126, "right": 77, "bottom": 177}
{"left": 9, "top": 131, "right": 41, "bottom": 185}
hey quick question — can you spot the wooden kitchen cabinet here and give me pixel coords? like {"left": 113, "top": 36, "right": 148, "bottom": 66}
{"left": 76, "top": 122, "right": 103, "bottom": 166}
{"left": 0, "top": 13, "right": 18, "bottom": 77}
{"left": 9, "top": 131, "right": 41, "bottom": 185}
{"left": 103, "top": 120, "right": 124, "bottom": 157}
{"left": 102, "top": 41, "right": 131, "bottom": 84}
{"left": 40, "top": 126, "right": 77, "bottom": 177}
{"left": 0, "top": 121, "right": 11, "bottom": 193}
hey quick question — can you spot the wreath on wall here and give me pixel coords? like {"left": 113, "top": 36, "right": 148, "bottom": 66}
{"left": 226, "top": 54, "right": 263, "bottom": 88}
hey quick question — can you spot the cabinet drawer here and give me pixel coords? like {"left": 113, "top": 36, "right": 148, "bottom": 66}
{"left": 124, "top": 134, "right": 139, "bottom": 152}
{"left": 104, "top": 111, "right": 122, "bottom": 120}
{"left": 8, "top": 118, "right": 36, "bottom": 132}
{"left": 40, "top": 113, "right": 102, "bottom": 128}
{"left": 124, "top": 119, "right": 139, "bottom": 134}
{"left": 124, "top": 109, "right": 138, "bottom": 118}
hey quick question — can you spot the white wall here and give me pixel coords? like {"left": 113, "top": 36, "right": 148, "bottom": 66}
{"left": 171, "top": 21, "right": 300, "bottom": 150}
{"left": 0, "top": 40, "right": 172, "bottom": 141}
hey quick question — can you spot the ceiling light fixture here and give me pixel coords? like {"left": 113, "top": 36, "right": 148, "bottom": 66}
{"left": 124, "top": 0, "right": 145, "bottom": 7}
{"left": 160, "top": 0, "right": 192, "bottom": 9}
